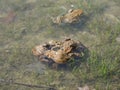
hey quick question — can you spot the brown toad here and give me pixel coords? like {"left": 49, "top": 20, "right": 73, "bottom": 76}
{"left": 32, "top": 39, "right": 88, "bottom": 69}
{"left": 51, "top": 9, "right": 83, "bottom": 24}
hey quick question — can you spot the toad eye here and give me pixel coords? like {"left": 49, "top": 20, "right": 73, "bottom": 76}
{"left": 52, "top": 47, "right": 60, "bottom": 51}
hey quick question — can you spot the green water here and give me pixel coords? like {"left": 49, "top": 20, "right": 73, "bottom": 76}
{"left": 0, "top": 0, "right": 120, "bottom": 90}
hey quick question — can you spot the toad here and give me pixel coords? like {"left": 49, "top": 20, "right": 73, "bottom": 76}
{"left": 32, "top": 39, "right": 88, "bottom": 69}
{"left": 51, "top": 9, "right": 83, "bottom": 24}
{"left": 45, "top": 49, "right": 70, "bottom": 64}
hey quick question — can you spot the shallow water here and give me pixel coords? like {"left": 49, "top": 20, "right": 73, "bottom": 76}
{"left": 0, "top": 0, "right": 120, "bottom": 90}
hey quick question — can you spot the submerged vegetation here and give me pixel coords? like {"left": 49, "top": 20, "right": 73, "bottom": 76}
{"left": 0, "top": 0, "right": 120, "bottom": 90}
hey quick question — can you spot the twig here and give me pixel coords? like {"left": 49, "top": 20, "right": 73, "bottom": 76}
{"left": 13, "top": 82, "right": 55, "bottom": 89}
{"left": 0, "top": 78, "right": 55, "bottom": 90}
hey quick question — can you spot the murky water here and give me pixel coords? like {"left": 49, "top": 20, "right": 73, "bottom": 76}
{"left": 0, "top": 0, "right": 120, "bottom": 90}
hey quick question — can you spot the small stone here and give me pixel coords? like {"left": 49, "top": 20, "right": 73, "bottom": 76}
{"left": 116, "top": 36, "right": 120, "bottom": 43}
{"left": 78, "top": 85, "right": 89, "bottom": 90}
{"left": 71, "top": 4, "right": 74, "bottom": 8}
